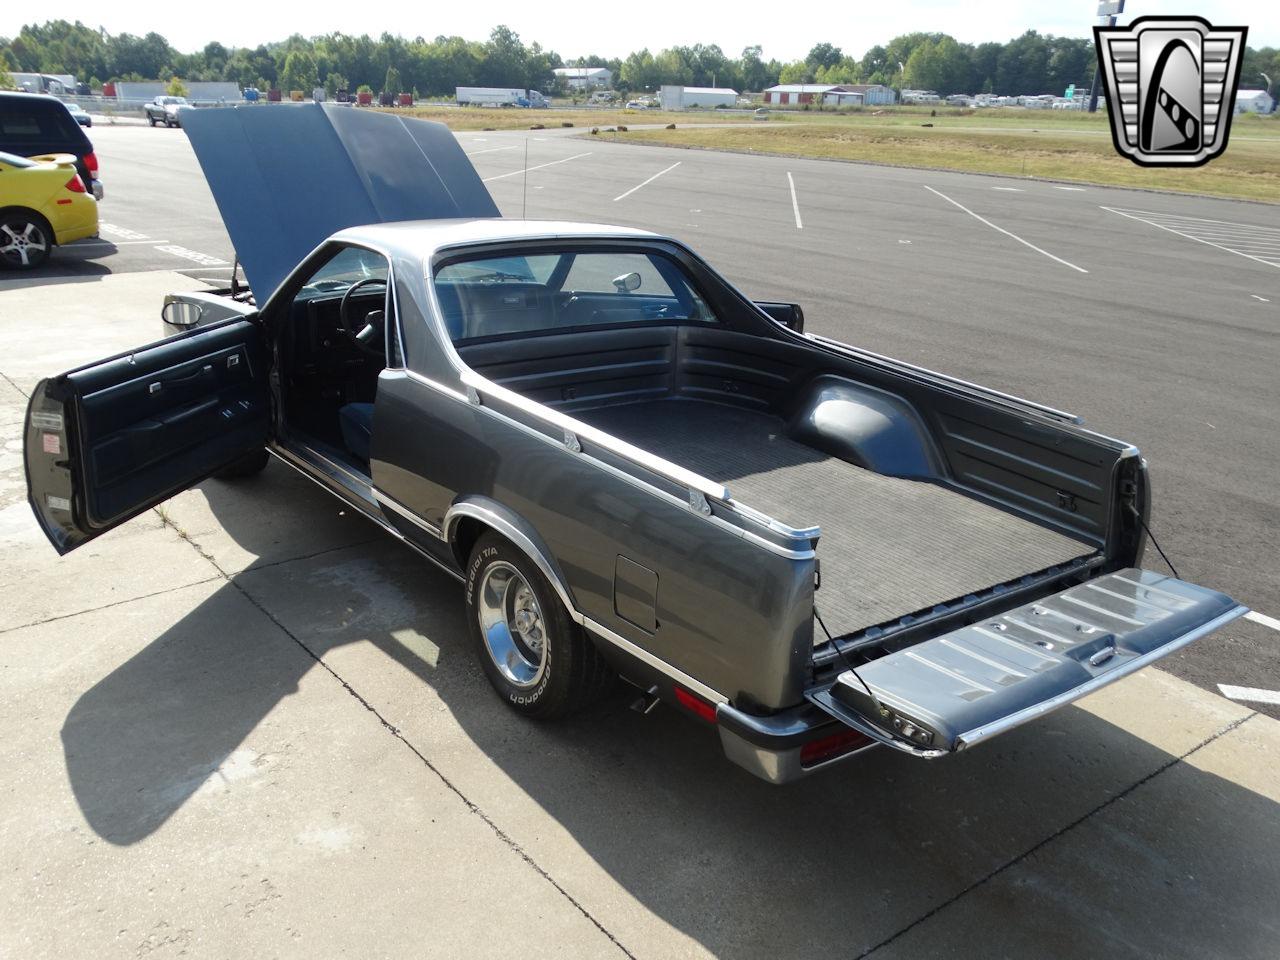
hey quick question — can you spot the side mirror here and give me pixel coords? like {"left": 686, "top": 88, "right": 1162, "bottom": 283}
{"left": 754, "top": 300, "right": 805, "bottom": 333}
{"left": 612, "top": 271, "right": 642, "bottom": 293}
{"left": 161, "top": 299, "right": 203, "bottom": 330}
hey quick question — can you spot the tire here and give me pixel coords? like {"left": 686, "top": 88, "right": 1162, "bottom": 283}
{"left": 148, "top": 116, "right": 156, "bottom": 126}
{"left": 0, "top": 211, "right": 53, "bottom": 270}
{"left": 465, "top": 531, "right": 613, "bottom": 718}
{"left": 213, "top": 448, "right": 269, "bottom": 480}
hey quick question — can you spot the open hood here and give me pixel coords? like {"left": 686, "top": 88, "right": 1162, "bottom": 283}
{"left": 182, "top": 104, "right": 499, "bottom": 302}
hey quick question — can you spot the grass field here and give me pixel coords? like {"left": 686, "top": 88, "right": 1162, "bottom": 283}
{"left": 386, "top": 105, "right": 754, "bottom": 131}
{"left": 614, "top": 109, "right": 1280, "bottom": 202}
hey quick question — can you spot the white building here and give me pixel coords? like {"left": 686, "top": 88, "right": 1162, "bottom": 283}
{"left": 1236, "top": 89, "right": 1276, "bottom": 114}
{"left": 763, "top": 84, "right": 838, "bottom": 105}
{"left": 659, "top": 85, "right": 737, "bottom": 110}
{"left": 553, "top": 67, "right": 612, "bottom": 90}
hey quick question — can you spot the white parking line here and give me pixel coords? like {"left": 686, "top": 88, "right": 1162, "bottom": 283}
{"left": 924, "top": 185, "right": 1088, "bottom": 273}
{"left": 481, "top": 152, "right": 592, "bottom": 182}
{"left": 613, "top": 161, "right": 681, "bottom": 202}
{"left": 787, "top": 172, "right": 803, "bottom": 229}
{"left": 465, "top": 145, "right": 521, "bottom": 156}
{"left": 98, "top": 223, "right": 150, "bottom": 241}
{"left": 154, "top": 244, "right": 228, "bottom": 266}
{"left": 1252, "top": 295, "right": 1272, "bottom": 302}
{"left": 992, "top": 187, "right": 1024, "bottom": 192}
{"left": 1055, "top": 186, "right": 1087, "bottom": 191}
{"left": 1101, "top": 207, "right": 1280, "bottom": 270}
{"left": 1218, "top": 683, "right": 1280, "bottom": 706}
{"left": 72, "top": 239, "right": 169, "bottom": 247}
{"left": 1245, "top": 610, "right": 1280, "bottom": 632}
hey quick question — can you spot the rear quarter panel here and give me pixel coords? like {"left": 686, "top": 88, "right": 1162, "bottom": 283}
{"left": 373, "top": 372, "right": 817, "bottom": 710}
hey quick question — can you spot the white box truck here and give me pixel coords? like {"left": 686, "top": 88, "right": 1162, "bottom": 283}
{"left": 455, "top": 87, "right": 549, "bottom": 108}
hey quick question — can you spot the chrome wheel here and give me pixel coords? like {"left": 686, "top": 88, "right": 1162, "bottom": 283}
{"left": 476, "top": 561, "right": 547, "bottom": 689}
{"left": 0, "top": 219, "right": 50, "bottom": 269}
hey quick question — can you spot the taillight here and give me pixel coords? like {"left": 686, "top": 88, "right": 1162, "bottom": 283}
{"left": 672, "top": 686, "right": 718, "bottom": 723}
{"left": 83, "top": 151, "right": 99, "bottom": 177}
{"left": 799, "top": 728, "right": 872, "bottom": 768}
{"left": 65, "top": 175, "right": 86, "bottom": 193}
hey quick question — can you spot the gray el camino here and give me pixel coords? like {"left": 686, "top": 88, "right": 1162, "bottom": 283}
{"left": 23, "top": 106, "right": 1247, "bottom": 782}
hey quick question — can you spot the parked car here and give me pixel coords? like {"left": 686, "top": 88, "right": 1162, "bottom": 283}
{"left": 0, "top": 91, "right": 103, "bottom": 199}
{"left": 145, "top": 95, "right": 188, "bottom": 127}
{"left": 64, "top": 102, "right": 92, "bottom": 127}
{"left": 22, "top": 105, "right": 1247, "bottom": 783}
{"left": 0, "top": 150, "right": 98, "bottom": 268}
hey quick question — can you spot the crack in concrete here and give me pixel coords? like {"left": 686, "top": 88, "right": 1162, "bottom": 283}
{"left": 0, "top": 369, "right": 30, "bottom": 400}
{"left": 153, "top": 508, "right": 638, "bottom": 959}
{"left": 858, "top": 709, "right": 1261, "bottom": 958}
{"left": 237, "top": 536, "right": 383, "bottom": 574}
{"left": 0, "top": 575, "right": 224, "bottom": 637}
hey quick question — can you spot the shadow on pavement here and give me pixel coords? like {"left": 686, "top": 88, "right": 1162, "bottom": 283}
{"left": 60, "top": 462, "right": 1278, "bottom": 958}
{"left": 0, "top": 243, "right": 117, "bottom": 289}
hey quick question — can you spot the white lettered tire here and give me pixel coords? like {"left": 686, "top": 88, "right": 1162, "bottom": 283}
{"left": 465, "top": 532, "right": 613, "bottom": 718}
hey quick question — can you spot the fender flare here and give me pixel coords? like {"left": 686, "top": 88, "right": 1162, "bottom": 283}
{"left": 443, "top": 496, "right": 581, "bottom": 623}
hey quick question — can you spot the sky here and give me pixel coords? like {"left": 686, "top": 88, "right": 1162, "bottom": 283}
{"left": 2, "top": 0, "right": 1276, "bottom": 60}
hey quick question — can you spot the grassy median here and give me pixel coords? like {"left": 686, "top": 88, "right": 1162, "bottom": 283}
{"left": 614, "top": 109, "right": 1280, "bottom": 203}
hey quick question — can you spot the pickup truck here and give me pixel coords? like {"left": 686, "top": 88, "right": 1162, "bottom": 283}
{"left": 145, "top": 96, "right": 188, "bottom": 127}
{"left": 22, "top": 105, "right": 1247, "bottom": 782}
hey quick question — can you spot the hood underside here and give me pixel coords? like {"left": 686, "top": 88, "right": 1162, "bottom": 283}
{"left": 182, "top": 103, "right": 499, "bottom": 301}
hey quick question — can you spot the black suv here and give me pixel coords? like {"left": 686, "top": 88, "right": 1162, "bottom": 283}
{"left": 0, "top": 92, "right": 103, "bottom": 199}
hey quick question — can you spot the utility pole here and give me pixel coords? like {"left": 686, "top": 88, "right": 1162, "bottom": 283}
{"left": 1089, "top": 0, "right": 1125, "bottom": 113}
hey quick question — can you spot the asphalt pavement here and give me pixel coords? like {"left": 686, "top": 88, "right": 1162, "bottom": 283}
{"left": 26, "top": 121, "right": 1280, "bottom": 713}
{"left": 1, "top": 122, "right": 1278, "bottom": 959}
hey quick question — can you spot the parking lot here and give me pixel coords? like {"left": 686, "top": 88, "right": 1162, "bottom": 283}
{"left": 2, "top": 123, "right": 1278, "bottom": 958}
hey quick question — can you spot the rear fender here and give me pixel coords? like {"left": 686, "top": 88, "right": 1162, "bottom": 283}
{"left": 443, "top": 496, "right": 580, "bottom": 621}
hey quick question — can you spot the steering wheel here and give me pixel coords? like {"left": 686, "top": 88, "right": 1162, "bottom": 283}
{"left": 339, "top": 277, "right": 388, "bottom": 358}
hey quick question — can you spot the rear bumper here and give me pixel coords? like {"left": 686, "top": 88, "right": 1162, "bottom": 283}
{"left": 716, "top": 700, "right": 878, "bottom": 784}
{"left": 53, "top": 200, "right": 99, "bottom": 245}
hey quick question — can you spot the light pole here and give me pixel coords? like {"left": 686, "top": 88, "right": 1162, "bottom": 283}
{"left": 1089, "top": 0, "right": 1125, "bottom": 113}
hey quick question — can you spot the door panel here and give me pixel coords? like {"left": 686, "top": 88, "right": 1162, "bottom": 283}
{"left": 807, "top": 569, "right": 1246, "bottom": 755}
{"left": 25, "top": 319, "right": 268, "bottom": 554}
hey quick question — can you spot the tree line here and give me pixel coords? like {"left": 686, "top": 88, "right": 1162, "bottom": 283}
{"left": 3, "top": 20, "right": 1278, "bottom": 100}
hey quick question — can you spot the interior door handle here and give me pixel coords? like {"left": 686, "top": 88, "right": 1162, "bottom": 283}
{"left": 150, "top": 364, "right": 213, "bottom": 394}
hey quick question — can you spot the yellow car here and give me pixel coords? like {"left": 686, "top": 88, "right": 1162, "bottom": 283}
{"left": 0, "top": 150, "right": 99, "bottom": 269}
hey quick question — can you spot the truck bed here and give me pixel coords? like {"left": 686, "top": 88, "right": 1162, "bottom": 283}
{"left": 581, "top": 398, "right": 1096, "bottom": 638}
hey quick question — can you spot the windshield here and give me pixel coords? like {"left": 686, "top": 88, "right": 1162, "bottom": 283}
{"left": 434, "top": 247, "right": 718, "bottom": 342}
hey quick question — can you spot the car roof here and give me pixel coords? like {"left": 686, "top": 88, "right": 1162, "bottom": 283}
{"left": 333, "top": 218, "right": 662, "bottom": 262}
{"left": 0, "top": 91, "right": 68, "bottom": 107}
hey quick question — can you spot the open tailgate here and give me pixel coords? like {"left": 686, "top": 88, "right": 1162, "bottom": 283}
{"left": 807, "top": 569, "right": 1246, "bottom": 755}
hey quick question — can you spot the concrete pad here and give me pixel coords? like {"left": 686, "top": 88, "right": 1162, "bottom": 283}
{"left": 158, "top": 459, "right": 381, "bottom": 575}
{"left": 0, "top": 270, "right": 204, "bottom": 394}
{"left": 0, "top": 579, "right": 620, "bottom": 958}
{"left": 0, "top": 501, "right": 220, "bottom": 633}
{"left": 232, "top": 530, "right": 1265, "bottom": 959}
{"left": 873, "top": 711, "right": 1280, "bottom": 960}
